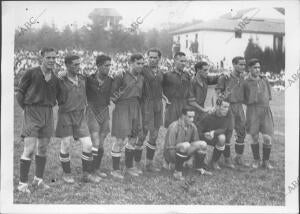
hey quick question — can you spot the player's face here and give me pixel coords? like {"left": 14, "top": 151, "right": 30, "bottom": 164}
{"left": 249, "top": 63, "right": 261, "bottom": 78}
{"left": 184, "top": 111, "right": 195, "bottom": 125}
{"left": 234, "top": 59, "right": 246, "bottom": 73}
{"left": 42, "top": 51, "right": 56, "bottom": 70}
{"left": 68, "top": 59, "right": 80, "bottom": 75}
{"left": 99, "top": 60, "right": 112, "bottom": 75}
{"left": 131, "top": 58, "right": 144, "bottom": 74}
{"left": 199, "top": 65, "right": 209, "bottom": 79}
{"left": 174, "top": 55, "right": 186, "bottom": 71}
{"left": 148, "top": 51, "right": 160, "bottom": 67}
{"left": 218, "top": 101, "right": 230, "bottom": 116}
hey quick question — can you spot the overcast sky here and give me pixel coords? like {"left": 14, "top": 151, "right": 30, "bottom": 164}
{"left": 5, "top": 1, "right": 284, "bottom": 32}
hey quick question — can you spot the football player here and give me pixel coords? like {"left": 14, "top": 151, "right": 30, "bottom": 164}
{"left": 242, "top": 58, "right": 274, "bottom": 169}
{"left": 110, "top": 53, "right": 144, "bottom": 179}
{"left": 16, "top": 47, "right": 59, "bottom": 193}
{"left": 163, "top": 107, "right": 211, "bottom": 181}
{"left": 215, "top": 56, "right": 249, "bottom": 168}
{"left": 56, "top": 55, "right": 100, "bottom": 184}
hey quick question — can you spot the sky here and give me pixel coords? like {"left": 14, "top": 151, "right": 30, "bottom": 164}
{"left": 5, "top": 1, "right": 285, "bottom": 32}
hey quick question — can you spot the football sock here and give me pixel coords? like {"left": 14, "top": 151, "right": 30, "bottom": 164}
{"left": 81, "top": 152, "right": 93, "bottom": 173}
{"left": 212, "top": 146, "right": 224, "bottom": 162}
{"left": 223, "top": 144, "right": 231, "bottom": 158}
{"left": 146, "top": 143, "right": 156, "bottom": 161}
{"left": 59, "top": 152, "right": 71, "bottom": 173}
{"left": 20, "top": 158, "right": 31, "bottom": 183}
{"left": 134, "top": 149, "right": 143, "bottom": 162}
{"left": 35, "top": 155, "right": 46, "bottom": 179}
{"left": 111, "top": 151, "right": 121, "bottom": 170}
{"left": 194, "top": 152, "right": 206, "bottom": 169}
{"left": 175, "top": 152, "right": 188, "bottom": 172}
{"left": 251, "top": 143, "right": 260, "bottom": 160}
{"left": 125, "top": 148, "right": 134, "bottom": 168}
{"left": 235, "top": 142, "right": 245, "bottom": 155}
{"left": 263, "top": 144, "right": 272, "bottom": 161}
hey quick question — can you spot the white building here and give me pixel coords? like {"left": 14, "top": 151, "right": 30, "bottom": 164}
{"left": 171, "top": 8, "right": 285, "bottom": 69}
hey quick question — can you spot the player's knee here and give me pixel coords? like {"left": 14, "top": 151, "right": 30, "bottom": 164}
{"left": 112, "top": 138, "right": 125, "bottom": 152}
{"left": 22, "top": 149, "right": 35, "bottom": 160}
{"left": 217, "top": 134, "right": 226, "bottom": 145}
{"left": 251, "top": 134, "right": 259, "bottom": 143}
{"left": 176, "top": 142, "right": 190, "bottom": 154}
{"left": 90, "top": 132, "right": 100, "bottom": 147}
{"left": 193, "top": 140, "right": 207, "bottom": 152}
{"left": 81, "top": 137, "right": 93, "bottom": 153}
{"left": 61, "top": 136, "right": 72, "bottom": 153}
{"left": 262, "top": 134, "right": 272, "bottom": 145}
{"left": 37, "top": 144, "right": 48, "bottom": 156}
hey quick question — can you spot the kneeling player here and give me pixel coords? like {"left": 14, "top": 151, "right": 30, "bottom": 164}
{"left": 242, "top": 58, "right": 274, "bottom": 169}
{"left": 56, "top": 55, "right": 100, "bottom": 183}
{"left": 163, "top": 108, "right": 212, "bottom": 181}
{"left": 196, "top": 99, "right": 234, "bottom": 170}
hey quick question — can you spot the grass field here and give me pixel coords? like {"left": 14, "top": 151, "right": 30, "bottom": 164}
{"left": 13, "top": 87, "right": 285, "bottom": 205}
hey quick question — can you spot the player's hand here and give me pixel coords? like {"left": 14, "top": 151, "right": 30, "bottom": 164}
{"left": 204, "top": 132, "right": 213, "bottom": 140}
{"left": 162, "top": 95, "right": 171, "bottom": 105}
{"left": 207, "top": 107, "right": 216, "bottom": 114}
{"left": 210, "top": 130, "right": 215, "bottom": 139}
{"left": 223, "top": 69, "right": 231, "bottom": 79}
{"left": 57, "top": 70, "right": 67, "bottom": 79}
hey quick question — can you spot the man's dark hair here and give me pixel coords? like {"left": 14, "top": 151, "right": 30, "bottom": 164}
{"left": 40, "top": 47, "right": 56, "bottom": 57}
{"left": 129, "top": 53, "right": 144, "bottom": 63}
{"left": 247, "top": 58, "right": 261, "bottom": 67}
{"left": 232, "top": 56, "right": 245, "bottom": 65}
{"left": 64, "top": 55, "right": 80, "bottom": 65}
{"left": 181, "top": 107, "right": 194, "bottom": 115}
{"left": 174, "top": 51, "right": 186, "bottom": 59}
{"left": 194, "top": 61, "right": 208, "bottom": 72}
{"left": 147, "top": 48, "right": 162, "bottom": 58}
{"left": 96, "top": 55, "right": 111, "bottom": 67}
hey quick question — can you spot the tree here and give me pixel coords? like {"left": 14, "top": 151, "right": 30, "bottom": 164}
{"left": 244, "top": 38, "right": 263, "bottom": 63}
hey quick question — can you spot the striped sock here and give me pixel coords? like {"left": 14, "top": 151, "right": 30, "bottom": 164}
{"left": 59, "top": 152, "right": 71, "bottom": 173}
{"left": 235, "top": 142, "right": 245, "bottom": 155}
{"left": 146, "top": 142, "right": 156, "bottom": 161}
{"left": 111, "top": 151, "right": 121, "bottom": 170}
{"left": 212, "top": 145, "right": 224, "bottom": 162}
{"left": 81, "top": 152, "right": 93, "bottom": 173}
{"left": 35, "top": 155, "right": 46, "bottom": 179}
{"left": 20, "top": 159, "right": 31, "bottom": 183}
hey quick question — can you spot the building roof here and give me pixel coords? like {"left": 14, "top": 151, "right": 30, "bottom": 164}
{"left": 171, "top": 18, "right": 284, "bottom": 35}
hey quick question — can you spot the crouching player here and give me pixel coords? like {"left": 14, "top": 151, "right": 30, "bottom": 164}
{"left": 163, "top": 108, "right": 211, "bottom": 181}
{"left": 56, "top": 55, "right": 100, "bottom": 183}
{"left": 242, "top": 58, "right": 274, "bottom": 169}
{"left": 196, "top": 99, "right": 234, "bottom": 170}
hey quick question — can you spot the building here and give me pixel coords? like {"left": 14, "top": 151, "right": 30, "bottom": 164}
{"left": 88, "top": 8, "right": 122, "bottom": 31}
{"left": 171, "top": 8, "right": 285, "bottom": 69}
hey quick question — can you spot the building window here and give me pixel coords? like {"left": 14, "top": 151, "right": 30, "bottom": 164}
{"left": 186, "top": 40, "right": 188, "bottom": 48}
{"left": 235, "top": 31, "right": 242, "bottom": 38}
{"left": 195, "top": 33, "right": 198, "bottom": 40}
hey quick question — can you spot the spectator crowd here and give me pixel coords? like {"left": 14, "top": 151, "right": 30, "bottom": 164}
{"left": 14, "top": 49, "right": 285, "bottom": 90}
